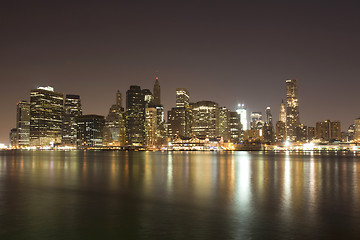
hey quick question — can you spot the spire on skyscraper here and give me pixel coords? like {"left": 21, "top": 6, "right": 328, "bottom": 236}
{"left": 153, "top": 76, "right": 161, "bottom": 105}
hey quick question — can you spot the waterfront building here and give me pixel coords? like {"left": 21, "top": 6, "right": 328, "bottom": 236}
{"left": 308, "top": 127, "right": 315, "bottom": 141}
{"left": 276, "top": 121, "right": 285, "bottom": 142}
{"left": 16, "top": 100, "right": 30, "bottom": 147}
{"left": 77, "top": 115, "right": 105, "bottom": 148}
{"left": 62, "top": 94, "right": 82, "bottom": 146}
{"left": 263, "top": 107, "right": 274, "bottom": 143}
{"left": 331, "top": 121, "right": 341, "bottom": 141}
{"left": 347, "top": 124, "right": 355, "bottom": 142}
{"left": 236, "top": 104, "right": 247, "bottom": 131}
{"left": 30, "top": 86, "right": 64, "bottom": 146}
{"left": 167, "top": 87, "right": 191, "bottom": 140}
{"left": 355, "top": 118, "right": 360, "bottom": 142}
{"left": 103, "top": 91, "right": 125, "bottom": 146}
{"left": 285, "top": 79, "right": 300, "bottom": 142}
{"left": 145, "top": 107, "right": 157, "bottom": 147}
{"left": 9, "top": 128, "right": 17, "bottom": 148}
{"left": 125, "top": 85, "right": 146, "bottom": 146}
{"left": 219, "top": 107, "right": 231, "bottom": 141}
{"left": 316, "top": 120, "right": 341, "bottom": 141}
{"left": 250, "top": 112, "right": 263, "bottom": 129}
{"left": 279, "top": 99, "right": 286, "bottom": 123}
{"left": 167, "top": 107, "right": 191, "bottom": 139}
{"left": 191, "top": 101, "right": 219, "bottom": 139}
{"left": 295, "top": 124, "right": 307, "bottom": 142}
{"left": 243, "top": 129, "right": 263, "bottom": 142}
{"left": 229, "top": 111, "right": 241, "bottom": 143}
{"left": 176, "top": 88, "right": 189, "bottom": 108}
{"left": 265, "top": 107, "right": 273, "bottom": 125}
{"left": 149, "top": 78, "right": 166, "bottom": 147}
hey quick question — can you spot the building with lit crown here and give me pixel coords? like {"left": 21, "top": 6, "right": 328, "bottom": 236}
{"left": 236, "top": 104, "right": 247, "bottom": 131}
{"left": 30, "top": 86, "right": 64, "bottom": 146}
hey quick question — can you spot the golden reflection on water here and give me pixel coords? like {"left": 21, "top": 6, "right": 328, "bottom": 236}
{"left": 1, "top": 151, "right": 360, "bottom": 238}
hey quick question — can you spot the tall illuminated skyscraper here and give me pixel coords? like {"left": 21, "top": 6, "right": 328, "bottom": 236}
{"left": 236, "top": 104, "right": 247, "bottom": 131}
{"left": 16, "top": 100, "right": 30, "bottom": 147}
{"left": 285, "top": 79, "right": 300, "bottom": 141}
{"left": 30, "top": 86, "right": 64, "bottom": 146}
{"left": 103, "top": 91, "right": 125, "bottom": 146}
{"left": 279, "top": 99, "right": 286, "bottom": 123}
{"left": 62, "top": 94, "right": 82, "bottom": 146}
{"left": 125, "top": 85, "right": 146, "bottom": 146}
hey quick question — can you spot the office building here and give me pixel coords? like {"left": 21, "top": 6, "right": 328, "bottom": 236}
{"left": 355, "top": 118, "right": 360, "bottom": 142}
{"left": 308, "top": 127, "right": 315, "bottom": 141}
{"left": 176, "top": 88, "right": 189, "bottom": 108}
{"left": 167, "top": 107, "right": 191, "bottom": 139}
{"left": 103, "top": 91, "right": 125, "bottom": 146}
{"left": 285, "top": 79, "right": 300, "bottom": 141}
{"left": 62, "top": 94, "right": 82, "bottom": 146}
{"left": 219, "top": 107, "right": 231, "bottom": 141}
{"left": 316, "top": 120, "right": 341, "bottom": 141}
{"left": 77, "top": 115, "right": 105, "bottom": 148}
{"left": 229, "top": 111, "right": 241, "bottom": 143}
{"left": 16, "top": 100, "right": 30, "bottom": 147}
{"left": 145, "top": 107, "right": 157, "bottom": 147}
{"left": 125, "top": 85, "right": 146, "bottom": 146}
{"left": 9, "top": 128, "right": 18, "bottom": 148}
{"left": 236, "top": 104, "right": 247, "bottom": 131}
{"left": 276, "top": 121, "right": 285, "bottom": 142}
{"left": 250, "top": 112, "right": 263, "bottom": 129}
{"left": 347, "top": 124, "right": 355, "bottom": 142}
{"left": 295, "top": 124, "right": 307, "bottom": 142}
{"left": 279, "top": 99, "right": 286, "bottom": 123}
{"left": 191, "top": 101, "right": 219, "bottom": 138}
{"left": 30, "top": 86, "right": 64, "bottom": 146}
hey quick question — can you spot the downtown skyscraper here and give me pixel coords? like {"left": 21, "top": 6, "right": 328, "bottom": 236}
{"left": 62, "top": 94, "right": 82, "bottom": 146}
{"left": 125, "top": 85, "right": 146, "bottom": 146}
{"left": 103, "top": 91, "right": 126, "bottom": 146}
{"left": 16, "top": 100, "right": 31, "bottom": 147}
{"left": 285, "top": 79, "right": 300, "bottom": 142}
{"left": 30, "top": 86, "right": 64, "bottom": 146}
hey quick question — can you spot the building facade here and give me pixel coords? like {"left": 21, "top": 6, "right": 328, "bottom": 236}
{"left": 236, "top": 104, "right": 247, "bottom": 131}
{"left": 16, "top": 100, "right": 30, "bottom": 147}
{"left": 191, "top": 101, "right": 219, "bottom": 139}
{"left": 125, "top": 85, "right": 146, "bottom": 146}
{"left": 285, "top": 79, "right": 300, "bottom": 141}
{"left": 77, "top": 115, "right": 105, "bottom": 148}
{"left": 103, "top": 91, "right": 125, "bottom": 146}
{"left": 30, "top": 86, "right": 64, "bottom": 146}
{"left": 62, "top": 94, "right": 82, "bottom": 146}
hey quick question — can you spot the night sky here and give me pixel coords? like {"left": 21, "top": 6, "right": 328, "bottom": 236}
{"left": 1, "top": 1, "right": 360, "bottom": 143}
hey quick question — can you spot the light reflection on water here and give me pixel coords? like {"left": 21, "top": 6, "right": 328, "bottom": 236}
{"left": 0, "top": 150, "right": 360, "bottom": 239}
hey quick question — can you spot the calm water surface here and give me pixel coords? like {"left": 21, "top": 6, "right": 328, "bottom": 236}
{"left": 1, "top": 150, "right": 360, "bottom": 239}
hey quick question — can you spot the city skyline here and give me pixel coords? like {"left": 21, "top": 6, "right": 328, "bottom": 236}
{"left": 1, "top": 1, "right": 360, "bottom": 143}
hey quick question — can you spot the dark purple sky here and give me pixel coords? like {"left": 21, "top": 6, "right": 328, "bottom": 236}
{"left": 1, "top": 1, "right": 360, "bottom": 143}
